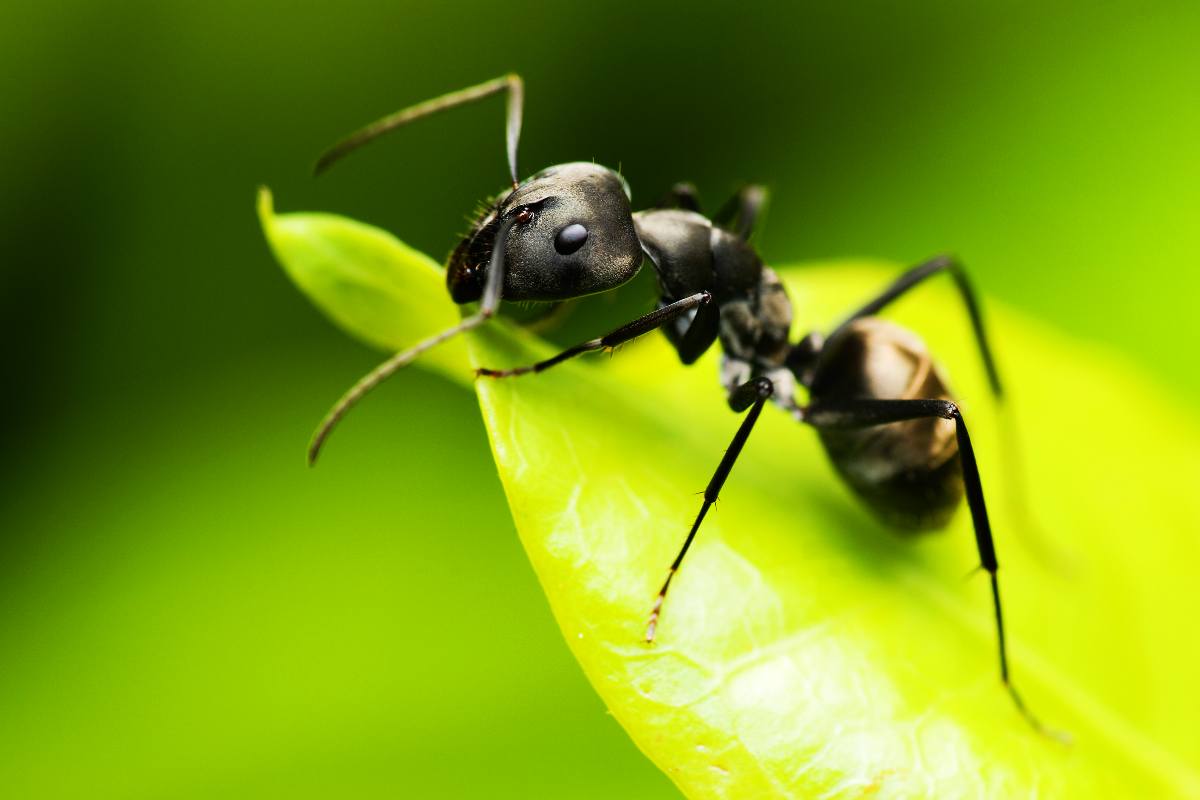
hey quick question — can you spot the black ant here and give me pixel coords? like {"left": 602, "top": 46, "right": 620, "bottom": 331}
{"left": 307, "top": 74, "right": 1060, "bottom": 738}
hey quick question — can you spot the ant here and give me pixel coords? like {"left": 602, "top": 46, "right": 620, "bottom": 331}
{"left": 306, "top": 74, "right": 1060, "bottom": 737}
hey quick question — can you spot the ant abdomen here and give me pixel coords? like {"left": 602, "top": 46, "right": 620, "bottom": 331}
{"left": 810, "top": 317, "right": 965, "bottom": 530}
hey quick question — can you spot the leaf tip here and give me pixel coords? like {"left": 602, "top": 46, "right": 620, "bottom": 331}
{"left": 256, "top": 185, "right": 275, "bottom": 227}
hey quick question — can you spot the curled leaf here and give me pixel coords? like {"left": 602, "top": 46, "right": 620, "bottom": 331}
{"left": 261, "top": 193, "right": 1200, "bottom": 798}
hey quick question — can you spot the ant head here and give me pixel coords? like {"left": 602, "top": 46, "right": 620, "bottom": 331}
{"left": 447, "top": 162, "right": 643, "bottom": 303}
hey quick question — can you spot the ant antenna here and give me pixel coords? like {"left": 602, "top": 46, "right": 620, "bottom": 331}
{"left": 307, "top": 215, "right": 518, "bottom": 465}
{"left": 313, "top": 73, "right": 524, "bottom": 188}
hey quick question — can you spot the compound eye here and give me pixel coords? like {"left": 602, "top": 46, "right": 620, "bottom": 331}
{"left": 554, "top": 223, "right": 588, "bottom": 255}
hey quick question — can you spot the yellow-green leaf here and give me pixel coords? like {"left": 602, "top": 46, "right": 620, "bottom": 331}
{"left": 260, "top": 195, "right": 1200, "bottom": 798}
{"left": 257, "top": 187, "right": 468, "bottom": 382}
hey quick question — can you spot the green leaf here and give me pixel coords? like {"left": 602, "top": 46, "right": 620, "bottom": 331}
{"left": 257, "top": 187, "right": 468, "bottom": 382}
{"left": 260, "top": 194, "right": 1200, "bottom": 798}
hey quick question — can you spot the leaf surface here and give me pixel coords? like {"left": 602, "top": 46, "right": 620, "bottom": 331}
{"left": 258, "top": 187, "right": 468, "bottom": 381}
{"left": 260, "top": 193, "right": 1200, "bottom": 798}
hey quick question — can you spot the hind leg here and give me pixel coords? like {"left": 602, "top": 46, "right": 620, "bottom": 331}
{"left": 805, "top": 397, "right": 1065, "bottom": 739}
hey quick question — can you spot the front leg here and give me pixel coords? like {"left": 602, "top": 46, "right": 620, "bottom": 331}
{"left": 476, "top": 292, "right": 711, "bottom": 378}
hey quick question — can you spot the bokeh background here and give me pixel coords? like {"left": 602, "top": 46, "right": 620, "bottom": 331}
{"left": 2, "top": 2, "right": 1198, "bottom": 797}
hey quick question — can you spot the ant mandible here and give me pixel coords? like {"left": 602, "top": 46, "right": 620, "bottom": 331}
{"left": 307, "top": 74, "right": 1058, "bottom": 737}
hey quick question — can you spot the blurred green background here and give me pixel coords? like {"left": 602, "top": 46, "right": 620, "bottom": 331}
{"left": 2, "top": 1, "right": 1198, "bottom": 797}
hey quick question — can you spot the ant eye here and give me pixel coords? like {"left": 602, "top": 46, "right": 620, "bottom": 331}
{"left": 554, "top": 223, "right": 588, "bottom": 255}
{"left": 515, "top": 208, "right": 534, "bottom": 225}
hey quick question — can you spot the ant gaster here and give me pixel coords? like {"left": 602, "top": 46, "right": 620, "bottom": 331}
{"left": 308, "top": 74, "right": 1061, "bottom": 738}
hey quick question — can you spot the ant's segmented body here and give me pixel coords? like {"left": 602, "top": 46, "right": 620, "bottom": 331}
{"left": 307, "top": 74, "right": 1058, "bottom": 737}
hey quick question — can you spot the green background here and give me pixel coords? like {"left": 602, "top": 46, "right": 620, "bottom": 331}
{"left": 2, "top": 2, "right": 1198, "bottom": 797}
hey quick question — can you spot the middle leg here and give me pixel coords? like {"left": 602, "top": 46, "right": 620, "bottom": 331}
{"left": 646, "top": 377, "right": 774, "bottom": 642}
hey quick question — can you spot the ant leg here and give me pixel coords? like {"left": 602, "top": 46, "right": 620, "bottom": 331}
{"left": 828, "top": 255, "right": 1002, "bottom": 396}
{"left": 657, "top": 182, "right": 702, "bottom": 212}
{"left": 657, "top": 183, "right": 768, "bottom": 240}
{"left": 646, "top": 377, "right": 774, "bottom": 642}
{"left": 805, "top": 397, "right": 1066, "bottom": 740}
{"left": 828, "top": 257, "right": 1065, "bottom": 568}
{"left": 714, "top": 185, "right": 768, "bottom": 241}
{"left": 476, "top": 292, "right": 712, "bottom": 378}
{"left": 666, "top": 294, "right": 721, "bottom": 365}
